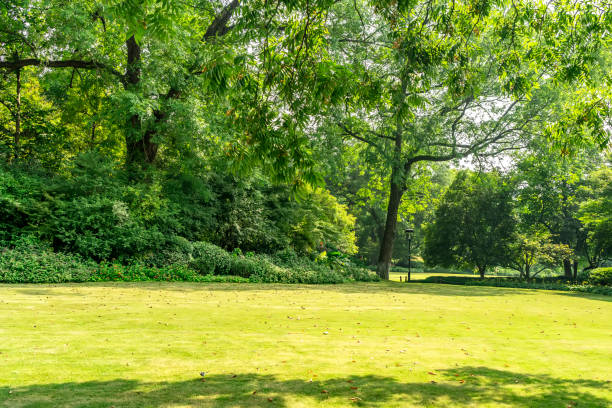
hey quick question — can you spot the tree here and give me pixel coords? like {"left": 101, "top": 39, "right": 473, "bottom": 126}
{"left": 578, "top": 161, "right": 612, "bottom": 269}
{"left": 513, "top": 146, "right": 608, "bottom": 278}
{"left": 318, "top": 0, "right": 611, "bottom": 278}
{"left": 422, "top": 171, "right": 515, "bottom": 278}
{"left": 507, "top": 230, "right": 573, "bottom": 279}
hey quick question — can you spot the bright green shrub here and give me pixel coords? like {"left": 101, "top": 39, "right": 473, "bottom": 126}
{"left": 137, "top": 236, "right": 194, "bottom": 267}
{"left": 229, "top": 255, "right": 275, "bottom": 278}
{"left": 0, "top": 244, "right": 95, "bottom": 283}
{"left": 190, "top": 241, "right": 232, "bottom": 275}
{"left": 588, "top": 267, "right": 612, "bottom": 286}
{"left": 419, "top": 275, "right": 612, "bottom": 296}
{"left": 93, "top": 263, "right": 203, "bottom": 282}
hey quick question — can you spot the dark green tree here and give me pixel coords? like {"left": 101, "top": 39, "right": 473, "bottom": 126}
{"left": 423, "top": 171, "right": 515, "bottom": 278}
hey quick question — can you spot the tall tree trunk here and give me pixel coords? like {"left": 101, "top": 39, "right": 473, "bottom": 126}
{"left": 376, "top": 83, "right": 408, "bottom": 280}
{"left": 525, "top": 264, "right": 530, "bottom": 280}
{"left": 124, "top": 36, "right": 158, "bottom": 165}
{"left": 572, "top": 260, "right": 578, "bottom": 280}
{"left": 477, "top": 266, "right": 486, "bottom": 279}
{"left": 376, "top": 172, "right": 405, "bottom": 280}
{"left": 14, "top": 67, "right": 21, "bottom": 161}
{"left": 563, "top": 258, "right": 572, "bottom": 279}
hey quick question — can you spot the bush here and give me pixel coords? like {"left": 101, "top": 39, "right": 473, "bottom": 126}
{"left": 190, "top": 241, "right": 232, "bottom": 275}
{"left": 0, "top": 235, "right": 378, "bottom": 284}
{"left": 137, "top": 236, "right": 194, "bottom": 267}
{"left": 0, "top": 241, "right": 95, "bottom": 283}
{"left": 588, "top": 267, "right": 612, "bottom": 286}
{"left": 418, "top": 275, "right": 612, "bottom": 296}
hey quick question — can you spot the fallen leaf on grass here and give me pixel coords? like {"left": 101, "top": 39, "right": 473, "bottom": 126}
{"left": 350, "top": 386, "right": 358, "bottom": 390}
{"left": 252, "top": 391, "right": 257, "bottom": 395}
{"left": 321, "top": 390, "right": 328, "bottom": 394}
{"left": 430, "top": 380, "right": 437, "bottom": 384}
{"left": 428, "top": 372, "right": 436, "bottom": 375}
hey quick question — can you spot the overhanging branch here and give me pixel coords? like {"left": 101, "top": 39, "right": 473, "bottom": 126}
{"left": 0, "top": 58, "right": 123, "bottom": 78}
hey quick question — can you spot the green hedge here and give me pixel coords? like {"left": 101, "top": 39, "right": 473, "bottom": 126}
{"left": 419, "top": 275, "right": 612, "bottom": 296}
{"left": 588, "top": 267, "right": 612, "bottom": 286}
{"left": 0, "top": 241, "right": 378, "bottom": 284}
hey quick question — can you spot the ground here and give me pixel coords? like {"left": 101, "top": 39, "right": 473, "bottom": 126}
{"left": 0, "top": 282, "right": 610, "bottom": 407}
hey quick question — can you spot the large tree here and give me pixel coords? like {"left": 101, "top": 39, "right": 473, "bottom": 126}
{"left": 317, "top": 0, "right": 611, "bottom": 278}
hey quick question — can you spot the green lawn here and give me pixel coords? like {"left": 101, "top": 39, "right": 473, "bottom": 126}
{"left": 1, "top": 282, "right": 610, "bottom": 407}
{"left": 389, "top": 271, "right": 480, "bottom": 282}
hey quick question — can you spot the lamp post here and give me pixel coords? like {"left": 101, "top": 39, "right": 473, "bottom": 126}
{"left": 405, "top": 228, "right": 414, "bottom": 282}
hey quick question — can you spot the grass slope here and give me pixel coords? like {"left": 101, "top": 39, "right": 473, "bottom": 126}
{"left": 0, "top": 282, "right": 610, "bottom": 407}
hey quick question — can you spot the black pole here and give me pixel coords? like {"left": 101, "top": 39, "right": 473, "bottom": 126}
{"left": 408, "top": 238, "right": 411, "bottom": 282}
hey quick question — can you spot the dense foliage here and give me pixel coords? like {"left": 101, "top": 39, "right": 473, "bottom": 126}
{"left": 0, "top": 0, "right": 610, "bottom": 284}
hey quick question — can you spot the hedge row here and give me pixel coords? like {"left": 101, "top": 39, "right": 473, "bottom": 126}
{"left": 0, "top": 241, "right": 379, "bottom": 284}
{"left": 419, "top": 275, "right": 612, "bottom": 296}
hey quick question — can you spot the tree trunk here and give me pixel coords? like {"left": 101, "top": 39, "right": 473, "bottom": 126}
{"left": 563, "top": 258, "right": 572, "bottom": 279}
{"left": 477, "top": 266, "right": 486, "bottom": 278}
{"left": 572, "top": 260, "right": 578, "bottom": 280}
{"left": 376, "top": 176, "right": 405, "bottom": 280}
{"left": 124, "top": 35, "right": 158, "bottom": 166}
{"left": 14, "top": 67, "right": 21, "bottom": 161}
{"left": 525, "top": 264, "right": 530, "bottom": 280}
{"left": 376, "top": 114, "right": 406, "bottom": 280}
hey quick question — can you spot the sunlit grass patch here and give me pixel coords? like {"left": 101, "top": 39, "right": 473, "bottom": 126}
{"left": 1, "top": 282, "right": 610, "bottom": 407}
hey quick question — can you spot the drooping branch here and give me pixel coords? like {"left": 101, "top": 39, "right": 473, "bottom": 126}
{"left": 0, "top": 58, "right": 123, "bottom": 78}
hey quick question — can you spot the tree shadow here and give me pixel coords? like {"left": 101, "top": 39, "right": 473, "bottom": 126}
{"left": 555, "top": 290, "right": 612, "bottom": 303}
{"left": 2, "top": 367, "right": 609, "bottom": 407}
{"left": 14, "top": 288, "right": 87, "bottom": 297}
{"left": 24, "top": 281, "right": 538, "bottom": 297}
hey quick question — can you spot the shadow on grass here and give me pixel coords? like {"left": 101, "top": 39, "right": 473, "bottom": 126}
{"left": 23, "top": 281, "right": 539, "bottom": 297}
{"left": 2, "top": 367, "right": 609, "bottom": 407}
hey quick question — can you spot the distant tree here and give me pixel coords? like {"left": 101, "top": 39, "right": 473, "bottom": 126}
{"left": 423, "top": 171, "right": 515, "bottom": 278}
{"left": 514, "top": 147, "right": 606, "bottom": 278}
{"left": 507, "top": 230, "right": 573, "bottom": 279}
{"left": 578, "top": 161, "right": 612, "bottom": 269}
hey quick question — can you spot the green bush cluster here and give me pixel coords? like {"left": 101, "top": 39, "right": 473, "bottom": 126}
{"left": 587, "top": 267, "right": 612, "bottom": 286}
{"left": 419, "top": 275, "right": 612, "bottom": 296}
{"left": 0, "top": 242, "right": 95, "bottom": 283}
{"left": 0, "top": 239, "right": 378, "bottom": 284}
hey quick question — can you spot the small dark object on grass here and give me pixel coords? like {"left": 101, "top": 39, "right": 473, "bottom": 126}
{"left": 200, "top": 372, "right": 206, "bottom": 377}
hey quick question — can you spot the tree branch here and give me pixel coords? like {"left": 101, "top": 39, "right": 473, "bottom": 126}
{"left": 203, "top": 0, "right": 240, "bottom": 41}
{"left": 0, "top": 58, "right": 123, "bottom": 78}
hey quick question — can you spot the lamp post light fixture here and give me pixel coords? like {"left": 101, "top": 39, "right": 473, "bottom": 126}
{"left": 405, "top": 228, "right": 414, "bottom": 282}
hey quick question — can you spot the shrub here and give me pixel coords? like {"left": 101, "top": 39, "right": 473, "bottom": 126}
{"left": 93, "top": 263, "right": 204, "bottom": 282}
{"left": 137, "top": 235, "right": 194, "bottom": 267}
{"left": 229, "top": 254, "right": 276, "bottom": 278}
{"left": 588, "top": 267, "right": 612, "bottom": 286}
{"left": 0, "top": 243, "right": 95, "bottom": 283}
{"left": 190, "top": 241, "right": 232, "bottom": 275}
{"left": 418, "top": 275, "right": 612, "bottom": 296}
{"left": 274, "top": 247, "right": 300, "bottom": 265}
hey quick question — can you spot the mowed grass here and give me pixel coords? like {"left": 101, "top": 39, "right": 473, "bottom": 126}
{"left": 0, "top": 282, "right": 611, "bottom": 407}
{"left": 389, "top": 271, "right": 479, "bottom": 282}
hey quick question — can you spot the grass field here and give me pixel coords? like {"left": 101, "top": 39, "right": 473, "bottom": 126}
{"left": 1, "top": 282, "right": 610, "bottom": 407}
{"left": 389, "top": 271, "right": 479, "bottom": 282}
